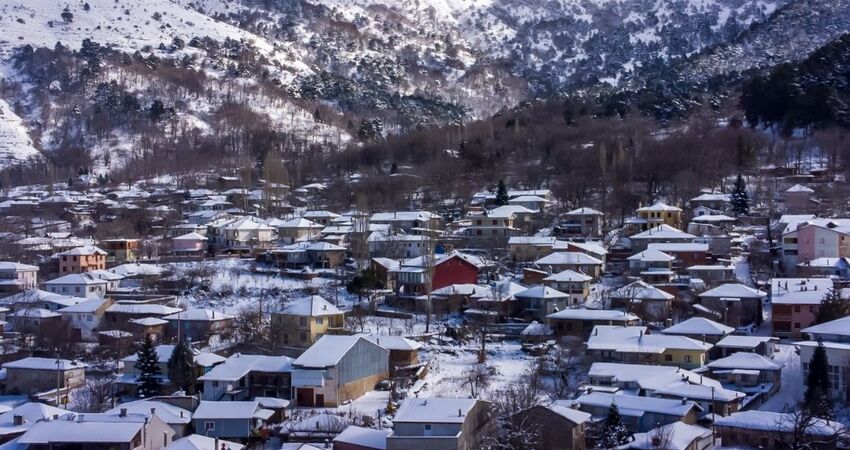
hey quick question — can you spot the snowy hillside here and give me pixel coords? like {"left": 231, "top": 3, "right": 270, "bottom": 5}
{"left": 0, "top": 99, "right": 39, "bottom": 169}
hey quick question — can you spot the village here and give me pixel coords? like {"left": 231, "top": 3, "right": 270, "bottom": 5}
{"left": 0, "top": 170, "right": 845, "bottom": 450}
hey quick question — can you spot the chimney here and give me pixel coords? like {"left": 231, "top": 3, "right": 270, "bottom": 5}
{"left": 150, "top": 408, "right": 156, "bottom": 416}
{"left": 12, "top": 415, "right": 23, "bottom": 426}
{"left": 77, "top": 414, "right": 84, "bottom": 423}
{"left": 119, "top": 408, "right": 127, "bottom": 418}
{"left": 458, "top": 409, "right": 462, "bottom": 417}
{"left": 681, "top": 398, "right": 687, "bottom": 405}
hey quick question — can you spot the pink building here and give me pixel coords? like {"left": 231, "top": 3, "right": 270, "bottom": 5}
{"left": 781, "top": 220, "right": 850, "bottom": 275}
{"left": 172, "top": 232, "right": 208, "bottom": 255}
{"left": 771, "top": 277, "right": 834, "bottom": 339}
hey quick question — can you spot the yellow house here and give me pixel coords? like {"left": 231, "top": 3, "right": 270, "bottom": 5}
{"left": 633, "top": 202, "right": 683, "bottom": 232}
{"left": 587, "top": 326, "right": 711, "bottom": 370}
{"left": 272, "top": 295, "right": 345, "bottom": 348}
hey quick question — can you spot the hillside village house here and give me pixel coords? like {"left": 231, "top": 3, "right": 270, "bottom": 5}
{"left": 626, "top": 203, "right": 683, "bottom": 234}
{"left": 302, "top": 210, "right": 341, "bottom": 226}
{"left": 171, "top": 232, "right": 208, "bottom": 255}
{"left": 626, "top": 422, "right": 713, "bottom": 450}
{"left": 162, "top": 309, "right": 235, "bottom": 343}
{"left": 546, "top": 309, "right": 640, "bottom": 339}
{"left": 770, "top": 277, "right": 833, "bottom": 338}
{"left": 57, "top": 245, "right": 107, "bottom": 274}
{"left": 3, "top": 357, "right": 86, "bottom": 396}
{"left": 269, "top": 217, "right": 323, "bottom": 244}
{"left": 508, "top": 236, "right": 558, "bottom": 262}
{"left": 369, "top": 211, "right": 442, "bottom": 232}
{"left": 119, "top": 344, "right": 226, "bottom": 397}
{"left": 387, "top": 398, "right": 491, "bottom": 450}
{"left": 687, "top": 264, "right": 735, "bottom": 286}
{"left": 715, "top": 410, "right": 843, "bottom": 450}
{"left": 291, "top": 335, "right": 389, "bottom": 407}
{"left": 627, "top": 249, "right": 675, "bottom": 284}
{"left": 781, "top": 219, "right": 850, "bottom": 274}
{"left": 629, "top": 225, "right": 696, "bottom": 252}
{"left": 271, "top": 295, "right": 345, "bottom": 348}
{"left": 800, "top": 316, "right": 850, "bottom": 400}
{"left": 586, "top": 326, "right": 712, "bottom": 369}
{"left": 647, "top": 243, "right": 709, "bottom": 269}
{"left": 609, "top": 281, "right": 675, "bottom": 321}
{"left": 368, "top": 232, "right": 428, "bottom": 259}
{"left": 99, "top": 238, "right": 141, "bottom": 262}
{"left": 193, "top": 400, "right": 274, "bottom": 442}
{"left": 698, "top": 283, "right": 767, "bottom": 329}
{"left": 661, "top": 317, "right": 734, "bottom": 345}
{"left": 784, "top": 184, "right": 816, "bottom": 214}
{"left": 688, "top": 193, "right": 731, "bottom": 214}
{"left": 199, "top": 353, "right": 293, "bottom": 401}
{"left": 705, "top": 352, "right": 784, "bottom": 401}
{"left": 44, "top": 273, "right": 108, "bottom": 299}
{"left": 534, "top": 252, "right": 603, "bottom": 279}
{"left": 58, "top": 297, "right": 114, "bottom": 341}
{"left": 542, "top": 270, "right": 592, "bottom": 305}
{"left": 514, "top": 285, "right": 571, "bottom": 321}
{"left": 509, "top": 403, "right": 590, "bottom": 450}
{"left": 0, "top": 262, "right": 38, "bottom": 294}
{"left": 715, "top": 335, "right": 779, "bottom": 358}
{"left": 557, "top": 207, "right": 604, "bottom": 238}
{"left": 571, "top": 392, "right": 700, "bottom": 433}
{"left": 361, "top": 335, "right": 422, "bottom": 375}
{"left": 13, "top": 411, "right": 175, "bottom": 450}
{"left": 797, "top": 257, "right": 850, "bottom": 279}
{"left": 391, "top": 252, "right": 483, "bottom": 297}
{"left": 8, "top": 308, "right": 62, "bottom": 335}
{"left": 464, "top": 207, "right": 525, "bottom": 239}
{"left": 104, "top": 303, "right": 183, "bottom": 331}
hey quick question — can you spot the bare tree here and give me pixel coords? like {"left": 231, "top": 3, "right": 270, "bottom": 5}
{"left": 462, "top": 363, "right": 496, "bottom": 398}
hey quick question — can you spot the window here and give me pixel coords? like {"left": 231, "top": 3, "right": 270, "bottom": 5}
{"left": 684, "top": 355, "right": 692, "bottom": 363}
{"left": 794, "top": 305, "right": 801, "bottom": 313}
{"left": 316, "top": 317, "right": 323, "bottom": 325}
{"left": 204, "top": 421, "right": 215, "bottom": 431}
{"left": 664, "top": 354, "right": 673, "bottom": 362}
{"left": 794, "top": 322, "right": 801, "bottom": 329}
{"left": 75, "top": 287, "right": 80, "bottom": 293}
{"left": 212, "top": 381, "right": 219, "bottom": 387}
{"left": 299, "top": 317, "right": 307, "bottom": 326}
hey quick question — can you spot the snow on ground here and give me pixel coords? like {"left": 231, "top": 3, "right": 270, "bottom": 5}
{"left": 759, "top": 343, "right": 802, "bottom": 413}
{"left": 0, "top": 98, "right": 39, "bottom": 169}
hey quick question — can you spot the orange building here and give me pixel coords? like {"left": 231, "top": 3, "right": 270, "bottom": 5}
{"left": 57, "top": 245, "right": 107, "bottom": 274}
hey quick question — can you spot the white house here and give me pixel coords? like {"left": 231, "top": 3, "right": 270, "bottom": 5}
{"left": 43, "top": 273, "right": 108, "bottom": 299}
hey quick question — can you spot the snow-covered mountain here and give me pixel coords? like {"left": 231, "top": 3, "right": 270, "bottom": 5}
{"left": 0, "top": 0, "right": 847, "bottom": 173}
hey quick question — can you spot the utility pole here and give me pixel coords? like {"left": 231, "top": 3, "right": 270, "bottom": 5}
{"left": 424, "top": 228, "right": 435, "bottom": 333}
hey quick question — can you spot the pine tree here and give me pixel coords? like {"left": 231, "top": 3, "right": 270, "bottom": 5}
{"left": 135, "top": 334, "right": 162, "bottom": 398}
{"left": 814, "top": 288, "right": 848, "bottom": 325}
{"left": 598, "top": 402, "right": 632, "bottom": 448}
{"left": 495, "top": 180, "right": 509, "bottom": 206}
{"left": 167, "top": 339, "right": 197, "bottom": 395}
{"left": 804, "top": 340, "right": 833, "bottom": 419}
{"left": 730, "top": 174, "right": 750, "bottom": 216}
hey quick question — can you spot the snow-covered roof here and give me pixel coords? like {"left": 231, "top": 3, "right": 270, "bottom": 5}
{"left": 43, "top": 273, "right": 108, "bottom": 286}
{"left": 107, "top": 304, "right": 182, "bottom": 315}
{"left": 193, "top": 401, "right": 271, "bottom": 420}
{"left": 631, "top": 225, "right": 694, "bottom": 240}
{"left": 543, "top": 269, "right": 593, "bottom": 283}
{"left": 369, "top": 211, "right": 437, "bottom": 222}
{"left": 628, "top": 249, "right": 674, "bottom": 262}
{"left": 281, "top": 296, "right": 342, "bottom": 317}
{"left": 547, "top": 309, "right": 639, "bottom": 322}
{"left": 0, "top": 403, "right": 71, "bottom": 437}
{"left": 691, "top": 214, "right": 736, "bottom": 223}
{"left": 545, "top": 402, "right": 592, "bottom": 424}
{"left": 58, "top": 298, "right": 110, "bottom": 313}
{"left": 707, "top": 352, "right": 783, "bottom": 371}
{"left": 56, "top": 245, "right": 107, "bottom": 256}
{"left": 3, "top": 357, "right": 85, "bottom": 371}
{"left": 690, "top": 193, "right": 731, "bottom": 203}
{"left": 587, "top": 326, "right": 712, "bottom": 353}
{"left": 574, "top": 392, "right": 698, "bottom": 417}
{"left": 786, "top": 184, "right": 814, "bottom": 193}
{"left": 565, "top": 207, "right": 603, "bottom": 216}
{"left": 715, "top": 335, "right": 778, "bottom": 349}
{"left": 8, "top": 308, "right": 61, "bottom": 319}
{"left": 294, "top": 336, "right": 384, "bottom": 368}
{"left": 715, "top": 410, "right": 842, "bottom": 435}
{"left": 508, "top": 236, "right": 557, "bottom": 246}
{"left": 161, "top": 309, "right": 234, "bottom": 322}
{"left": 0, "top": 262, "right": 37, "bottom": 272}
{"left": 521, "top": 321, "right": 553, "bottom": 337}
{"left": 654, "top": 382, "right": 745, "bottom": 402}
{"left": 770, "top": 278, "right": 833, "bottom": 305}
{"left": 393, "top": 398, "right": 479, "bottom": 424}
{"left": 106, "top": 400, "right": 191, "bottom": 425}
{"left": 360, "top": 335, "right": 422, "bottom": 351}
{"left": 637, "top": 203, "right": 682, "bottom": 213}
{"left": 558, "top": 241, "right": 608, "bottom": 256}
{"left": 802, "top": 316, "right": 850, "bottom": 338}
{"left": 661, "top": 317, "right": 734, "bottom": 336}
{"left": 588, "top": 362, "right": 721, "bottom": 392}
{"left": 305, "top": 241, "right": 346, "bottom": 251}
{"left": 610, "top": 281, "right": 674, "bottom": 301}
{"left": 272, "top": 217, "right": 323, "bottom": 229}
{"left": 333, "top": 425, "right": 390, "bottom": 449}
{"left": 129, "top": 317, "right": 169, "bottom": 326}
{"left": 514, "top": 285, "right": 570, "bottom": 300}
{"left": 17, "top": 421, "right": 143, "bottom": 444}
{"left": 647, "top": 243, "right": 708, "bottom": 253}
{"left": 699, "top": 283, "right": 766, "bottom": 299}
{"left": 534, "top": 252, "right": 603, "bottom": 266}
{"left": 198, "top": 354, "right": 293, "bottom": 382}
{"left": 173, "top": 232, "right": 207, "bottom": 241}
{"left": 163, "top": 435, "right": 244, "bottom": 450}
{"left": 627, "top": 422, "right": 712, "bottom": 450}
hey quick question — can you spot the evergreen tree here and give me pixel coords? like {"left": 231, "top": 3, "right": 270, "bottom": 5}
{"left": 814, "top": 288, "right": 848, "bottom": 325}
{"left": 135, "top": 334, "right": 162, "bottom": 398}
{"left": 730, "top": 174, "right": 750, "bottom": 216}
{"left": 495, "top": 180, "right": 509, "bottom": 206}
{"left": 598, "top": 402, "right": 632, "bottom": 448}
{"left": 804, "top": 340, "right": 833, "bottom": 419}
{"left": 167, "top": 339, "right": 196, "bottom": 395}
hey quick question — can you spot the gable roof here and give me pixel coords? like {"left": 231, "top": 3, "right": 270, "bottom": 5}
{"left": 393, "top": 398, "right": 479, "bottom": 424}
{"left": 293, "top": 336, "right": 386, "bottom": 368}
{"left": 707, "top": 352, "right": 784, "bottom": 371}
{"left": 699, "top": 283, "right": 766, "bottom": 299}
{"left": 514, "top": 285, "right": 570, "bottom": 300}
{"left": 661, "top": 317, "right": 734, "bottom": 336}
{"left": 574, "top": 392, "right": 698, "bottom": 417}
{"left": 281, "top": 296, "right": 342, "bottom": 317}
{"left": 198, "top": 354, "right": 293, "bottom": 382}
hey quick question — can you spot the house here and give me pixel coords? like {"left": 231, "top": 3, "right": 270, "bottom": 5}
{"left": 689, "top": 193, "right": 731, "bottom": 213}
{"left": 163, "top": 435, "right": 244, "bottom": 450}
{"left": 129, "top": 317, "right": 170, "bottom": 342}
{"left": 705, "top": 352, "right": 783, "bottom": 399}
{"left": 647, "top": 243, "right": 709, "bottom": 269}
{"left": 587, "top": 326, "right": 712, "bottom": 369}
{"left": 687, "top": 265, "right": 735, "bottom": 286}
{"left": 291, "top": 335, "right": 389, "bottom": 407}
{"left": 715, "top": 410, "right": 843, "bottom": 450}
{"left": 104, "top": 304, "right": 183, "bottom": 331}
{"left": 533, "top": 252, "right": 603, "bottom": 279}
{"left": 557, "top": 207, "right": 604, "bottom": 238}
{"left": 270, "top": 218, "right": 323, "bottom": 244}
{"left": 3, "top": 357, "right": 86, "bottom": 396}
{"left": 797, "top": 257, "right": 850, "bottom": 279}
{"left": 216, "top": 216, "right": 276, "bottom": 255}
{"left": 626, "top": 203, "right": 683, "bottom": 234}
{"left": 508, "top": 194, "right": 550, "bottom": 211}
{"left": 100, "top": 238, "right": 141, "bottom": 262}
{"left": 661, "top": 317, "right": 734, "bottom": 344}
{"left": 770, "top": 277, "right": 833, "bottom": 338}
{"left": 784, "top": 184, "right": 816, "bottom": 214}
{"left": 542, "top": 270, "right": 592, "bottom": 306}
{"left": 625, "top": 422, "right": 713, "bottom": 450}
{"left": 652, "top": 382, "right": 745, "bottom": 417}
{"left": 361, "top": 335, "right": 422, "bottom": 375}
{"left": 171, "top": 232, "right": 208, "bottom": 255}
{"left": 387, "top": 398, "right": 490, "bottom": 450}
{"left": 715, "top": 335, "right": 779, "bottom": 358}
{"left": 369, "top": 211, "right": 442, "bottom": 232}
{"left": 56, "top": 245, "right": 107, "bottom": 274}
{"left": 198, "top": 353, "right": 293, "bottom": 401}
{"left": 58, "top": 297, "right": 114, "bottom": 341}
{"left": 105, "top": 399, "right": 193, "bottom": 438}
{"left": 587, "top": 362, "right": 725, "bottom": 398}
{"left": 571, "top": 392, "right": 700, "bottom": 432}
{"left": 89, "top": 269, "right": 124, "bottom": 291}
{"left": 798, "top": 333, "right": 850, "bottom": 401}
{"left": 391, "top": 252, "right": 483, "bottom": 296}
{"left": 7, "top": 308, "right": 62, "bottom": 335}
{"left": 334, "top": 425, "right": 391, "bottom": 450}
{"left": 0, "top": 402, "right": 71, "bottom": 443}
{"left": 508, "top": 403, "right": 590, "bottom": 450}
{"left": 609, "top": 281, "right": 675, "bottom": 321}
{"left": 302, "top": 210, "right": 341, "bottom": 226}
{"left": 304, "top": 241, "right": 347, "bottom": 268}
{"left": 508, "top": 236, "right": 558, "bottom": 262}
{"left": 514, "top": 285, "right": 571, "bottom": 321}
{"left": 44, "top": 273, "right": 108, "bottom": 299}
{"left": 162, "top": 309, "right": 235, "bottom": 343}
{"left": 627, "top": 249, "right": 674, "bottom": 284}
{"left": 629, "top": 225, "right": 695, "bottom": 252}
{"left": 368, "top": 233, "right": 428, "bottom": 258}
{"left": 192, "top": 400, "right": 274, "bottom": 441}
{"left": 558, "top": 241, "right": 608, "bottom": 265}
{"left": 0, "top": 262, "right": 38, "bottom": 294}
{"left": 697, "top": 283, "right": 767, "bottom": 329}
{"left": 546, "top": 309, "right": 640, "bottom": 339}
{"left": 13, "top": 410, "right": 175, "bottom": 450}
{"left": 780, "top": 219, "right": 850, "bottom": 274}
{"left": 271, "top": 295, "right": 345, "bottom": 348}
